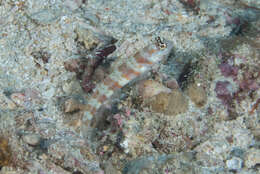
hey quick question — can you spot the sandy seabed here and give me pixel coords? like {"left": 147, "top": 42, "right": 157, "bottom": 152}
{"left": 0, "top": 0, "right": 259, "bottom": 173}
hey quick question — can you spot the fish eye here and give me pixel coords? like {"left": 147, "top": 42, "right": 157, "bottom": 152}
{"left": 155, "top": 36, "right": 167, "bottom": 49}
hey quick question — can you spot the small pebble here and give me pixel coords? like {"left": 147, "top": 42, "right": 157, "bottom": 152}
{"left": 226, "top": 157, "right": 243, "bottom": 170}
{"left": 165, "top": 78, "right": 179, "bottom": 90}
{"left": 22, "top": 134, "right": 41, "bottom": 146}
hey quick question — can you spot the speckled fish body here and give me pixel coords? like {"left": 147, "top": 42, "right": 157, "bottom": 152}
{"left": 83, "top": 37, "right": 173, "bottom": 121}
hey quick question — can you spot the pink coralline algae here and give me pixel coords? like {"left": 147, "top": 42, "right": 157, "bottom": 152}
{"left": 218, "top": 52, "right": 259, "bottom": 94}
{"left": 233, "top": 70, "right": 260, "bottom": 105}
{"left": 217, "top": 53, "right": 260, "bottom": 116}
{"left": 215, "top": 81, "right": 234, "bottom": 107}
{"left": 219, "top": 62, "right": 238, "bottom": 80}
{"left": 239, "top": 71, "right": 259, "bottom": 91}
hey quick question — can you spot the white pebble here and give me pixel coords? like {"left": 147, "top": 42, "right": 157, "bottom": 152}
{"left": 22, "top": 134, "right": 41, "bottom": 146}
{"left": 226, "top": 157, "right": 243, "bottom": 170}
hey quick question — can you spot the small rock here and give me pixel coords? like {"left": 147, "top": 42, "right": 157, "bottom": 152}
{"left": 245, "top": 148, "right": 260, "bottom": 168}
{"left": 64, "top": 98, "right": 84, "bottom": 113}
{"left": 22, "top": 134, "right": 41, "bottom": 146}
{"left": 150, "top": 90, "right": 188, "bottom": 116}
{"left": 137, "top": 80, "right": 171, "bottom": 99}
{"left": 0, "top": 137, "right": 11, "bottom": 166}
{"left": 226, "top": 157, "right": 243, "bottom": 170}
{"left": 165, "top": 78, "right": 179, "bottom": 90}
{"left": 187, "top": 83, "right": 207, "bottom": 107}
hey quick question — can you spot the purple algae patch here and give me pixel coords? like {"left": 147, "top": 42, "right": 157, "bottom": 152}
{"left": 215, "top": 81, "right": 234, "bottom": 107}
{"left": 219, "top": 63, "right": 238, "bottom": 78}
